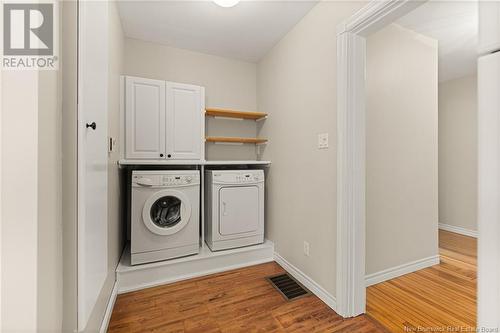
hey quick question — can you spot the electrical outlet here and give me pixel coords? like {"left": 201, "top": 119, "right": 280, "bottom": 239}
{"left": 303, "top": 241, "right": 310, "bottom": 256}
{"left": 318, "top": 133, "right": 329, "bottom": 149}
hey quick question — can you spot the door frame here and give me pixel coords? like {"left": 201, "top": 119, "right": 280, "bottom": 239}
{"left": 337, "top": 0, "right": 497, "bottom": 327}
{"left": 335, "top": 0, "right": 431, "bottom": 317}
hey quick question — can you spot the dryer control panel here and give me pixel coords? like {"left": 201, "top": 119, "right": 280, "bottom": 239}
{"left": 210, "top": 170, "right": 264, "bottom": 185}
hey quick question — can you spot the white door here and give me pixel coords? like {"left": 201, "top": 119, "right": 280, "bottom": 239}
{"left": 165, "top": 82, "right": 203, "bottom": 160}
{"left": 77, "top": 1, "right": 108, "bottom": 331}
{"left": 219, "top": 186, "right": 260, "bottom": 235}
{"left": 125, "top": 76, "right": 166, "bottom": 159}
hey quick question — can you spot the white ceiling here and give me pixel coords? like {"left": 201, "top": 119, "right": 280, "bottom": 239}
{"left": 117, "top": 1, "right": 318, "bottom": 63}
{"left": 396, "top": 0, "right": 478, "bottom": 82}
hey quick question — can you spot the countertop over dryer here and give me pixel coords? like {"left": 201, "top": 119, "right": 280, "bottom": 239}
{"left": 118, "top": 159, "right": 271, "bottom": 166}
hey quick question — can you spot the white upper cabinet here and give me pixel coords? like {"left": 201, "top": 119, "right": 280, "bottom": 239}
{"left": 125, "top": 76, "right": 166, "bottom": 159}
{"left": 124, "top": 76, "right": 204, "bottom": 161}
{"left": 479, "top": 1, "right": 500, "bottom": 54}
{"left": 166, "top": 82, "right": 204, "bottom": 160}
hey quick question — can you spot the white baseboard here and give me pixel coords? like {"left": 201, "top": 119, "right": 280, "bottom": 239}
{"left": 365, "top": 255, "right": 440, "bottom": 287}
{"left": 99, "top": 280, "right": 118, "bottom": 333}
{"left": 273, "top": 252, "right": 337, "bottom": 311}
{"left": 439, "top": 223, "right": 478, "bottom": 238}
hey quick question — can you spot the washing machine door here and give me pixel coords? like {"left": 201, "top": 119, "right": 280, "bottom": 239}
{"left": 142, "top": 189, "right": 192, "bottom": 236}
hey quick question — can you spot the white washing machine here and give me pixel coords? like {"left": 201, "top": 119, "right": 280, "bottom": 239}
{"left": 131, "top": 170, "right": 200, "bottom": 265}
{"left": 205, "top": 170, "right": 264, "bottom": 251}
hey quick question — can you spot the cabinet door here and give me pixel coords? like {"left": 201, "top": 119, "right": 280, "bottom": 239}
{"left": 479, "top": 1, "right": 500, "bottom": 54}
{"left": 125, "top": 76, "right": 166, "bottom": 159}
{"left": 165, "top": 82, "right": 203, "bottom": 160}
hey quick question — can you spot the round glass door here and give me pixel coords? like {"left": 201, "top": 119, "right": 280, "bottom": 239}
{"left": 142, "top": 190, "right": 191, "bottom": 236}
{"left": 150, "top": 196, "right": 182, "bottom": 228}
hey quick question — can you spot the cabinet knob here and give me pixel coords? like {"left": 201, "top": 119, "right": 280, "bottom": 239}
{"left": 167, "top": 154, "right": 172, "bottom": 158}
{"left": 160, "top": 154, "right": 164, "bottom": 157}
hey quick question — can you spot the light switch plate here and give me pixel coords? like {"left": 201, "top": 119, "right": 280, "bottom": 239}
{"left": 318, "top": 133, "right": 329, "bottom": 149}
{"left": 108, "top": 137, "right": 116, "bottom": 153}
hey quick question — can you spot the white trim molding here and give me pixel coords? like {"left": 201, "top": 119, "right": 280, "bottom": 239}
{"left": 439, "top": 223, "right": 478, "bottom": 238}
{"left": 116, "top": 242, "right": 274, "bottom": 294}
{"left": 274, "top": 253, "right": 336, "bottom": 311}
{"left": 99, "top": 281, "right": 118, "bottom": 333}
{"left": 365, "top": 256, "right": 440, "bottom": 287}
{"left": 336, "top": 30, "right": 366, "bottom": 318}
{"left": 336, "top": 0, "right": 427, "bottom": 318}
{"left": 337, "top": 0, "right": 423, "bottom": 36}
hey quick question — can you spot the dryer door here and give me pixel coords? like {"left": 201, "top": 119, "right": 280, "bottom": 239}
{"left": 142, "top": 189, "right": 192, "bottom": 236}
{"left": 219, "top": 186, "right": 260, "bottom": 236}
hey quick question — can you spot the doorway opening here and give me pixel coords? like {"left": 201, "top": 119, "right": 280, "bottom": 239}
{"left": 336, "top": 1, "right": 479, "bottom": 331}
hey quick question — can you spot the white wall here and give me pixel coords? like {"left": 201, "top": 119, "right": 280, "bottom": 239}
{"left": 365, "top": 24, "right": 439, "bottom": 275}
{"left": 0, "top": 4, "right": 62, "bottom": 331}
{"left": 0, "top": 9, "right": 2, "bottom": 326}
{"left": 84, "top": 1, "right": 125, "bottom": 332}
{"left": 257, "top": 1, "right": 366, "bottom": 297}
{"left": 124, "top": 38, "right": 258, "bottom": 160}
{"left": 1, "top": 70, "right": 39, "bottom": 333}
{"left": 2, "top": 68, "right": 63, "bottom": 333}
{"left": 108, "top": 0, "right": 125, "bottom": 290}
{"left": 438, "top": 74, "right": 477, "bottom": 233}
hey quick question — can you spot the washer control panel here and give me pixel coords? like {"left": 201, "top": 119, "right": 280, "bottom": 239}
{"left": 210, "top": 170, "right": 264, "bottom": 185}
{"left": 162, "top": 175, "right": 196, "bottom": 186}
{"left": 132, "top": 172, "right": 200, "bottom": 187}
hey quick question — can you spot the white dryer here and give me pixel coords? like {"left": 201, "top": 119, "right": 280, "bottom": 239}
{"left": 131, "top": 170, "right": 200, "bottom": 265}
{"left": 205, "top": 170, "right": 264, "bottom": 251}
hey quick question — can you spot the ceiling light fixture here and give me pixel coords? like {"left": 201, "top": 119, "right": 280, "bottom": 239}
{"left": 213, "top": 0, "right": 240, "bottom": 8}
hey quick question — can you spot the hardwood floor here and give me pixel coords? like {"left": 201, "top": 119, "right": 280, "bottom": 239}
{"left": 367, "top": 230, "right": 477, "bottom": 332}
{"left": 108, "top": 262, "right": 386, "bottom": 332}
{"left": 108, "top": 230, "right": 476, "bottom": 333}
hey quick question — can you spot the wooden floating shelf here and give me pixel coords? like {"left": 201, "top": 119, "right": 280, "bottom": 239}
{"left": 205, "top": 108, "right": 268, "bottom": 121}
{"left": 206, "top": 136, "right": 268, "bottom": 144}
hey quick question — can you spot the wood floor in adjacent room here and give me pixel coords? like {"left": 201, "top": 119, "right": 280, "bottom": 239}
{"left": 367, "top": 229, "right": 477, "bottom": 332}
{"left": 108, "top": 262, "right": 386, "bottom": 333}
{"left": 108, "top": 230, "right": 476, "bottom": 333}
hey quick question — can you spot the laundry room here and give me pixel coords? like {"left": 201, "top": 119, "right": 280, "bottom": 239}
{"left": 117, "top": 38, "right": 272, "bottom": 265}
{"left": 5, "top": 0, "right": 498, "bottom": 331}
{"left": 113, "top": 5, "right": 275, "bottom": 283}
{"left": 66, "top": 0, "right": 345, "bottom": 328}
{"left": 63, "top": 0, "right": 427, "bottom": 331}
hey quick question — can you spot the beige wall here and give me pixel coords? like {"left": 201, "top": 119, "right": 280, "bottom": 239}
{"left": 257, "top": 1, "right": 366, "bottom": 297}
{"left": 38, "top": 68, "right": 63, "bottom": 332}
{"left": 61, "top": 1, "right": 78, "bottom": 331}
{"left": 37, "top": 7, "right": 64, "bottom": 332}
{"left": 365, "top": 24, "right": 439, "bottom": 275}
{"left": 438, "top": 75, "right": 477, "bottom": 232}
{"left": 124, "top": 38, "right": 258, "bottom": 160}
{"left": 85, "top": 2, "right": 125, "bottom": 332}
